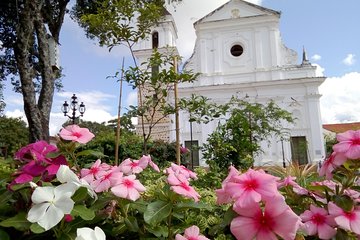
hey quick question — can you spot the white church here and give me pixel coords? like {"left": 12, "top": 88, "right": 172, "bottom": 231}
{"left": 133, "top": 0, "right": 326, "bottom": 167}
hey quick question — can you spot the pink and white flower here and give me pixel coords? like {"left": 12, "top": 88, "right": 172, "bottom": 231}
{"left": 140, "top": 155, "right": 160, "bottom": 172}
{"left": 111, "top": 175, "right": 146, "bottom": 201}
{"left": 300, "top": 204, "right": 336, "bottom": 239}
{"left": 175, "top": 225, "right": 209, "bottom": 240}
{"left": 215, "top": 166, "right": 240, "bottom": 204}
{"left": 230, "top": 197, "right": 301, "bottom": 240}
{"left": 165, "top": 163, "right": 197, "bottom": 180}
{"left": 333, "top": 130, "right": 360, "bottom": 160}
{"left": 90, "top": 167, "right": 123, "bottom": 193}
{"left": 59, "top": 125, "right": 95, "bottom": 144}
{"left": 319, "top": 152, "right": 347, "bottom": 179}
{"left": 224, "top": 169, "right": 280, "bottom": 208}
{"left": 119, "top": 158, "right": 147, "bottom": 175}
{"left": 328, "top": 202, "right": 360, "bottom": 235}
{"left": 80, "top": 159, "right": 111, "bottom": 183}
{"left": 167, "top": 172, "right": 200, "bottom": 202}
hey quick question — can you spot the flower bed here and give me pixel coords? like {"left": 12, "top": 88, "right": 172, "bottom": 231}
{"left": 0, "top": 125, "right": 359, "bottom": 239}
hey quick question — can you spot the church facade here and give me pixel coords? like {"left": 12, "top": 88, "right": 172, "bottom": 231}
{"left": 134, "top": 0, "right": 326, "bottom": 167}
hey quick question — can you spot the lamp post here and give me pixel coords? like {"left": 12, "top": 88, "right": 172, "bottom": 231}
{"left": 61, "top": 94, "right": 86, "bottom": 124}
{"left": 281, "top": 136, "right": 286, "bottom": 168}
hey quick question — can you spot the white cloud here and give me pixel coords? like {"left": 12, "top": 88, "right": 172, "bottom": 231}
{"left": 319, "top": 72, "right": 360, "bottom": 123}
{"left": 5, "top": 109, "right": 26, "bottom": 122}
{"left": 313, "top": 63, "right": 325, "bottom": 77}
{"left": 311, "top": 54, "right": 321, "bottom": 61}
{"left": 126, "top": 91, "right": 138, "bottom": 107}
{"left": 342, "top": 54, "right": 356, "bottom": 66}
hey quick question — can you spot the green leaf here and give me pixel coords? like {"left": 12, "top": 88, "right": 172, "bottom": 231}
{"left": 76, "top": 149, "right": 106, "bottom": 158}
{"left": 209, "top": 207, "right": 237, "bottom": 236}
{"left": 71, "top": 205, "right": 95, "bottom": 221}
{"left": 0, "top": 229, "right": 10, "bottom": 240}
{"left": 146, "top": 225, "right": 168, "bottom": 238}
{"left": 124, "top": 216, "right": 139, "bottom": 232}
{"left": 307, "top": 185, "right": 334, "bottom": 193}
{"left": 130, "top": 199, "right": 148, "bottom": 213}
{"left": 144, "top": 200, "right": 172, "bottom": 225}
{"left": 174, "top": 202, "right": 212, "bottom": 211}
{"left": 112, "top": 223, "right": 127, "bottom": 235}
{"left": 0, "top": 212, "right": 31, "bottom": 231}
{"left": 46, "top": 151, "right": 61, "bottom": 159}
{"left": 58, "top": 232, "right": 75, "bottom": 240}
{"left": 72, "top": 187, "right": 89, "bottom": 203}
{"left": 333, "top": 195, "right": 354, "bottom": 212}
{"left": 30, "top": 223, "right": 45, "bottom": 234}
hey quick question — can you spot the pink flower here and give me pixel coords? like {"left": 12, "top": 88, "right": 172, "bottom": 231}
{"left": 333, "top": 130, "right": 360, "bottom": 159}
{"left": 140, "top": 155, "right": 160, "bottom": 172}
{"left": 328, "top": 202, "right": 360, "bottom": 234}
{"left": 277, "top": 176, "right": 298, "bottom": 188}
{"left": 166, "top": 163, "right": 197, "bottom": 180}
{"left": 225, "top": 169, "right": 280, "bottom": 208}
{"left": 175, "top": 225, "right": 209, "bottom": 240}
{"left": 319, "top": 152, "right": 347, "bottom": 179}
{"left": 59, "top": 125, "right": 95, "bottom": 144}
{"left": 90, "top": 167, "right": 123, "bottom": 192}
{"left": 80, "top": 159, "right": 110, "bottom": 183}
{"left": 230, "top": 197, "right": 301, "bottom": 240}
{"left": 15, "top": 140, "right": 58, "bottom": 164}
{"left": 180, "top": 147, "right": 190, "bottom": 154}
{"left": 167, "top": 172, "right": 200, "bottom": 202}
{"left": 119, "top": 158, "right": 147, "bottom": 175}
{"left": 300, "top": 205, "right": 336, "bottom": 239}
{"left": 215, "top": 166, "right": 240, "bottom": 204}
{"left": 64, "top": 214, "right": 73, "bottom": 223}
{"left": 111, "top": 175, "right": 146, "bottom": 201}
{"left": 11, "top": 142, "right": 67, "bottom": 185}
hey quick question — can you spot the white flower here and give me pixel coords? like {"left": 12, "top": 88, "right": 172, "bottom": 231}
{"left": 27, "top": 185, "right": 74, "bottom": 231}
{"left": 75, "top": 226, "right": 106, "bottom": 240}
{"left": 57, "top": 165, "right": 97, "bottom": 199}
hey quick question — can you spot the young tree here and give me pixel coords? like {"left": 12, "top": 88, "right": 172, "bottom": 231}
{"left": 124, "top": 51, "right": 199, "bottom": 154}
{"left": 202, "top": 98, "right": 294, "bottom": 170}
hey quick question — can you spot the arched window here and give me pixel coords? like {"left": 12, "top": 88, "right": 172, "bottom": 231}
{"left": 152, "top": 31, "right": 159, "bottom": 49}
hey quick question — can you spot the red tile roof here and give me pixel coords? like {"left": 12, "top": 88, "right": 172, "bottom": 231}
{"left": 323, "top": 122, "right": 360, "bottom": 133}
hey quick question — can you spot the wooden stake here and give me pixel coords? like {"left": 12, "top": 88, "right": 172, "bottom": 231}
{"left": 174, "top": 57, "right": 181, "bottom": 165}
{"left": 115, "top": 57, "right": 125, "bottom": 165}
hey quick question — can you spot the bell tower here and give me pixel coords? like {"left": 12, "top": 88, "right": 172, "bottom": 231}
{"left": 133, "top": 8, "right": 179, "bottom": 142}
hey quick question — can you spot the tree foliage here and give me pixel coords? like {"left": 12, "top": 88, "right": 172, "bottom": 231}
{"left": 0, "top": 116, "right": 29, "bottom": 156}
{"left": 72, "top": 0, "right": 167, "bottom": 50}
{"left": 203, "top": 98, "right": 294, "bottom": 170}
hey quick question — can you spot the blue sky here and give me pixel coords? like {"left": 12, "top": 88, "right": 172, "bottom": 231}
{"left": 3, "top": 0, "right": 360, "bottom": 135}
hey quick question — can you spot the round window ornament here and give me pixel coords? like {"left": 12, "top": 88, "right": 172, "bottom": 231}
{"left": 230, "top": 44, "right": 243, "bottom": 57}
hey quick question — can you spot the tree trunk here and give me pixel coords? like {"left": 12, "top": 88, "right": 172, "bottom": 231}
{"left": 14, "top": 0, "right": 67, "bottom": 143}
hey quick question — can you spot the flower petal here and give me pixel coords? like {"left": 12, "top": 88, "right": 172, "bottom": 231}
{"left": 27, "top": 202, "right": 50, "bottom": 223}
{"left": 31, "top": 186, "right": 55, "bottom": 204}
{"left": 230, "top": 216, "right": 259, "bottom": 240}
{"left": 94, "top": 227, "right": 106, "bottom": 240}
{"left": 37, "top": 204, "right": 64, "bottom": 231}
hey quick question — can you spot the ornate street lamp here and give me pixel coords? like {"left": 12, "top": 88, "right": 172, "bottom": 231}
{"left": 61, "top": 94, "right": 86, "bottom": 124}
